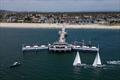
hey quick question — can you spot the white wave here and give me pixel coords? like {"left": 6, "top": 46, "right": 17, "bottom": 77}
{"left": 107, "top": 60, "right": 120, "bottom": 65}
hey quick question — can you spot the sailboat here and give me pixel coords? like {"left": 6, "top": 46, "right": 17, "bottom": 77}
{"left": 73, "top": 51, "right": 86, "bottom": 66}
{"left": 92, "top": 50, "right": 103, "bottom": 67}
{"left": 73, "top": 51, "right": 81, "bottom": 66}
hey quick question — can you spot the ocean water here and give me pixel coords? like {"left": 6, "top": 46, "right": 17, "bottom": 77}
{"left": 0, "top": 28, "right": 120, "bottom": 80}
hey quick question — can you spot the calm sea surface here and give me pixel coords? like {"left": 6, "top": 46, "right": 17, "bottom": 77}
{"left": 0, "top": 28, "right": 120, "bottom": 80}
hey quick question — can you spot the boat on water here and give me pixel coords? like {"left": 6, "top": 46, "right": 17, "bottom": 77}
{"left": 10, "top": 61, "right": 21, "bottom": 68}
{"left": 107, "top": 60, "right": 120, "bottom": 65}
{"left": 73, "top": 51, "right": 86, "bottom": 66}
{"left": 92, "top": 50, "right": 104, "bottom": 67}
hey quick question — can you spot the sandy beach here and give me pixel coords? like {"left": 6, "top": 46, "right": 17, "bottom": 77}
{"left": 0, "top": 23, "right": 120, "bottom": 29}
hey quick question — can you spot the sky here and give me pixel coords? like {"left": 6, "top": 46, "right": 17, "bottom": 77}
{"left": 0, "top": 0, "right": 120, "bottom": 12}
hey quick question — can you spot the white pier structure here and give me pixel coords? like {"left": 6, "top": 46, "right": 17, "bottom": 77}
{"left": 22, "top": 26, "right": 99, "bottom": 52}
{"left": 22, "top": 45, "right": 48, "bottom": 51}
{"left": 59, "top": 27, "right": 66, "bottom": 43}
{"left": 72, "top": 45, "right": 99, "bottom": 52}
{"left": 48, "top": 26, "right": 72, "bottom": 52}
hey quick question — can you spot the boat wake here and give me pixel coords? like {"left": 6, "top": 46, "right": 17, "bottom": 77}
{"left": 73, "top": 64, "right": 120, "bottom": 71}
{"left": 106, "top": 60, "right": 120, "bottom": 65}
{"left": 73, "top": 50, "right": 120, "bottom": 69}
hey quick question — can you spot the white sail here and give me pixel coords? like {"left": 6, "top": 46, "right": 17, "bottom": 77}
{"left": 73, "top": 51, "right": 81, "bottom": 66}
{"left": 92, "top": 51, "right": 102, "bottom": 67}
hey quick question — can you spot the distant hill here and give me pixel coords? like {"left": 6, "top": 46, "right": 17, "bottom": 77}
{"left": 0, "top": 10, "right": 18, "bottom": 14}
{"left": 0, "top": 10, "right": 120, "bottom": 14}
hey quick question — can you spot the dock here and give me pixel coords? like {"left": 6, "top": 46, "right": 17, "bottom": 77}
{"left": 22, "top": 26, "right": 99, "bottom": 52}
{"left": 22, "top": 45, "right": 48, "bottom": 51}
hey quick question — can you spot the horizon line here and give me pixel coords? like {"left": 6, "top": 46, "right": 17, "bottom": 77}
{"left": 1, "top": 9, "right": 120, "bottom": 13}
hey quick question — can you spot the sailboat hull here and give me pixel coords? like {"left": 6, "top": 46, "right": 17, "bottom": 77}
{"left": 93, "top": 64, "right": 106, "bottom": 68}
{"left": 73, "top": 63, "right": 86, "bottom": 67}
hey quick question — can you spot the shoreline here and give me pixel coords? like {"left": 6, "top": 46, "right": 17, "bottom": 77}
{"left": 0, "top": 23, "right": 120, "bottom": 29}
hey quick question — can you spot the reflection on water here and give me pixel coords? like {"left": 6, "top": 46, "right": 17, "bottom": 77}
{"left": 73, "top": 67, "right": 82, "bottom": 75}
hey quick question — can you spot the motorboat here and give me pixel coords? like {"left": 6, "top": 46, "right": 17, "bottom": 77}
{"left": 10, "top": 61, "right": 21, "bottom": 68}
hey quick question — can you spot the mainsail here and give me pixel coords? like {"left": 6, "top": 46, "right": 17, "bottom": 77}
{"left": 73, "top": 51, "right": 81, "bottom": 66}
{"left": 92, "top": 51, "right": 101, "bottom": 67}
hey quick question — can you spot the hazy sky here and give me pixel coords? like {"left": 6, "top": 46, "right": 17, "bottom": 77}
{"left": 0, "top": 0, "right": 120, "bottom": 12}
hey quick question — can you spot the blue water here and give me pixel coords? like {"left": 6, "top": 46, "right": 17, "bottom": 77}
{"left": 0, "top": 28, "right": 120, "bottom": 80}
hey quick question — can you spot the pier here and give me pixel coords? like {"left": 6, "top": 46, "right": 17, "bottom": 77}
{"left": 22, "top": 26, "right": 99, "bottom": 52}
{"left": 22, "top": 45, "right": 48, "bottom": 51}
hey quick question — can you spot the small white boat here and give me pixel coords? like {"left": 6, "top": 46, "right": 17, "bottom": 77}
{"left": 107, "top": 60, "right": 120, "bottom": 65}
{"left": 10, "top": 61, "right": 21, "bottom": 68}
{"left": 73, "top": 51, "right": 86, "bottom": 66}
